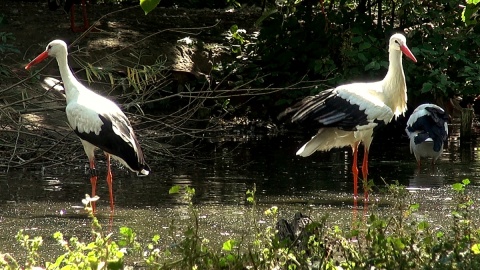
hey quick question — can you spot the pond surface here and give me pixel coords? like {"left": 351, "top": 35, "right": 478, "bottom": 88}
{"left": 1, "top": 122, "right": 480, "bottom": 261}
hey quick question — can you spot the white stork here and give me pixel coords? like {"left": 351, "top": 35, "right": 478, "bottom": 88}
{"left": 25, "top": 40, "right": 150, "bottom": 212}
{"left": 279, "top": 33, "right": 417, "bottom": 198}
{"left": 405, "top": 104, "right": 448, "bottom": 167}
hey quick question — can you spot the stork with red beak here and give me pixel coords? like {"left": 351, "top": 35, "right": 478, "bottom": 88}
{"left": 279, "top": 33, "right": 417, "bottom": 199}
{"left": 25, "top": 40, "right": 150, "bottom": 212}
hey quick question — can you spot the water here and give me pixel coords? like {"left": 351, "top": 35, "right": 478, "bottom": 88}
{"left": 0, "top": 123, "right": 479, "bottom": 260}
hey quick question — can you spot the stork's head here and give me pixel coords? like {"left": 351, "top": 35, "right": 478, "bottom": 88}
{"left": 25, "top": 40, "right": 69, "bottom": 70}
{"left": 389, "top": 33, "right": 417, "bottom": 63}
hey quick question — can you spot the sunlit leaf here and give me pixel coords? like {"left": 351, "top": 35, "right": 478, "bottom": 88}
{"left": 223, "top": 239, "right": 236, "bottom": 251}
{"left": 452, "top": 183, "right": 464, "bottom": 192}
{"left": 462, "top": 179, "right": 471, "bottom": 185}
{"left": 392, "top": 238, "right": 405, "bottom": 250}
{"left": 467, "top": 0, "right": 480, "bottom": 5}
{"left": 418, "top": 221, "right": 429, "bottom": 230}
{"left": 410, "top": 203, "right": 420, "bottom": 211}
{"left": 169, "top": 185, "right": 181, "bottom": 194}
{"left": 140, "top": 0, "right": 160, "bottom": 15}
{"left": 230, "top": 24, "right": 239, "bottom": 33}
{"left": 472, "top": 243, "right": 480, "bottom": 254}
{"left": 462, "top": 4, "right": 480, "bottom": 25}
{"left": 120, "top": 226, "right": 132, "bottom": 236}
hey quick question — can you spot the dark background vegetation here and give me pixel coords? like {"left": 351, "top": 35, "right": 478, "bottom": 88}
{"left": 155, "top": 0, "right": 480, "bottom": 122}
{"left": 1, "top": 0, "right": 480, "bottom": 167}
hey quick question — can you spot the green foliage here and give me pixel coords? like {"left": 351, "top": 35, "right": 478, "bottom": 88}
{"left": 3, "top": 180, "right": 480, "bottom": 269}
{"left": 140, "top": 0, "right": 160, "bottom": 14}
{"left": 0, "top": 32, "right": 19, "bottom": 55}
{"left": 463, "top": 1, "right": 480, "bottom": 26}
{"left": 227, "top": 24, "right": 247, "bottom": 55}
{"left": 0, "top": 14, "right": 19, "bottom": 77}
{"left": 15, "top": 231, "right": 42, "bottom": 268}
{"left": 46, "top": 195, "right": 126, "bottom": 270}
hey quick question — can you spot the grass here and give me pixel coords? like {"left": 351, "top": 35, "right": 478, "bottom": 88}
{"left": 1, "top": 180, "right": 480, "bottom": 269}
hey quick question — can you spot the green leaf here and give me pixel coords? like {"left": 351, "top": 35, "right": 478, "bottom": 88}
{"left": 169, "top": 185, "right": 180, "bottom": 194}
{"left": 467, "top": 0, "right": 480, "bottom": 5}
{"left": 365, "top": 61, "right": 378, "bottom": 71}
{"left": 222, "top": 239, "right": 236, "bottom": 251}
{"left": 152, "top": 234, "right": 160, "bottom": 243}
{"left": 418, "top": 221, "right": 429, "bottom": 230}
{"left": 392, "top": 238, "right": 406, "bottom": 250}
{"left": 350, "top": 229, "right": 359, "bottom": 237}
{"left": 230, "top": 24, "right": 239, "bottom": 33}
{"left": 357, "top": 53, "right": 367, "bottom": 62}
{"left": 462, "top": 179, "right": 471, "bottom": 185}
{"left": 462, "top": 4, "right": 480, "bottom": 25}
{"left": 452, "top": 183, "right": 464, "bottom": 192}
{"left": 359, "top": 41, "right": 371, "bottom": 51}
{"left": 226, "top": 253, "right": 236, "bottom": 262}
{"left": 472, "top": 243, "right": 480, "bottom": 254}
{"left": 410, "top": 203, "right": 420, "bottom": 211}
{"left": 140, "top": 0, "right": 160, "bottom": 15}
{"left": 351, "top": 36, "right": 363, "bottom": 43}
{"left": 421, "top": 82, "right": 433, "bottom": 93}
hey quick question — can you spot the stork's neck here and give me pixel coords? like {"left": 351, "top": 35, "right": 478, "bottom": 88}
{"left": 55, "top": 52, "right": 82, "bottom": 104}
{"left": 382, "top": 47, "right": 407, "bottom": 118}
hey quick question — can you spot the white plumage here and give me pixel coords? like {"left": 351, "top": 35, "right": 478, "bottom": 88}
{"left": 26, "top": 40, "right": 150, "bottom": 212}
{"left": 279, "top": 33, "right": 417, "bottom": 198}
{"left": 405, "top": 103, "right": 448, "bottom": 167}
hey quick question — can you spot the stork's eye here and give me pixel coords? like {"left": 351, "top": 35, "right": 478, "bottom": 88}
{"left": 394, "top": 40, "right": 399, "bottom": 45}
{"left": 47, "top": 45, "right": 52, "bottom": 50}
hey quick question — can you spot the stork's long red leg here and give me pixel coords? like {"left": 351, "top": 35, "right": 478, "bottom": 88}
{"left": 70, "top": 0, "right": 89, "bottom": 32}
{"left": 106, "top": 154, "right": 115, "bottom": 212}
{"left": 362, "top": 147, "right": 369, "bottom": 199}
{"left": 70, "top": 4, "right": 75, "bottom": 32}
{"left": 89, "top": 159, "right": 98, "bottom": 213}
{"left": 352, "top": 142, "right": 359, "bottom": 197}
{"left": 81, "top": 0, "right": 89, "bottom": 30}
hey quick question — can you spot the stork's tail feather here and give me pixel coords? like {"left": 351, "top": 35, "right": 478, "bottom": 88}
{"left": 296, "top": 133, "right": 324, "bottom": 157}
{"left": 138, "top": 163, "right": 151, "bottom": 176}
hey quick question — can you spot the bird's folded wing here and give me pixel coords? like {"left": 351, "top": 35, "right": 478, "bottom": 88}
{"left": 279, "top": 87, "right": 394, "bottom": 131}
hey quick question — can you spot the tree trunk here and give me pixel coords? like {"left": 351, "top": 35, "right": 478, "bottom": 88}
{"left": 357, "top": 0, "right": 367, "bottom": 13}
{"left": 460, "top": 108, "right": 474, "bottom": 142}
{"left": 377, "top": 0, "right": 382, "bottom": 29}
{"left": 390, "top": 0, "right": 395, "bottom": 28}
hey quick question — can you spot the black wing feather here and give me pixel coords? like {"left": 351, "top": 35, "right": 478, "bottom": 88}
{"left": 74, "top": 114, "right": 150, "bottom": 173}
{"left": 278, "top": 89, "right": 369, "bottom": 131}
{"left": 410, "top": 107, "right": 448, "bottom": 151}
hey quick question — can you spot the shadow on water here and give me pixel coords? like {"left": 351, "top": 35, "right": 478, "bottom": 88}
{"left": 1, "top": 123, "right": 480, "bottom": 258}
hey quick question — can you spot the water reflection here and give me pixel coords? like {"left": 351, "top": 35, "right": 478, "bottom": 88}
{"left": 1, "top": 133, "right": 479, "bottom": 207}
{"left": 408, "top": 171, "right": 446, "bottom": 188}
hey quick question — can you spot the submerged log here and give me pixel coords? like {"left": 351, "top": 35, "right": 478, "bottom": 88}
{"left": 460, "top": 108, "right": 474, "bottom": 141}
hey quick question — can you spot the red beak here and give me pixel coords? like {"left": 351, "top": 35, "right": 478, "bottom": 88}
{"left": 400, "top": 45, "right": 417, "bottom": 63}
{"left": 25, "top": 51, "right": 49, "bottom": 70}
